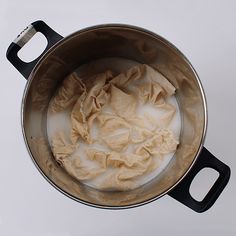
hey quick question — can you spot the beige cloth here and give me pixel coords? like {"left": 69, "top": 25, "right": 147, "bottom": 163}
{"left": 49, "top": 72, "right": 86, "bottom": 113}
{"left": 49, "top": 64, "right": 179, "bottom": 191}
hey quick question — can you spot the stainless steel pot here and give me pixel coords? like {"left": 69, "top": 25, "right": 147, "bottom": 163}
{"left": 7, "top": 20, "right": 230, "bottom": 212}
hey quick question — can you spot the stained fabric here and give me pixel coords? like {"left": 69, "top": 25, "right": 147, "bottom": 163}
{"left": 49, "top": 64, "right": 179, "bottom": 191}
{"left": 49, "top": 72, "right": 86, "bottom": 113}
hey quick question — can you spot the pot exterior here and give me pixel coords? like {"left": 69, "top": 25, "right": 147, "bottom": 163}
{"left": 19, "top": 23, "right": 207, "bottom": 208}
{"left": 12, "top": 22, "right": 232, "bottom": 211}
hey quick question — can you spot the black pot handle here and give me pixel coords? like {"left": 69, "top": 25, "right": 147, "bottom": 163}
{"left": 168, "top": 147, "right": 230, "bottom": 213}
{"left": 6, "top": 20, "right": 63, "bottom": 79}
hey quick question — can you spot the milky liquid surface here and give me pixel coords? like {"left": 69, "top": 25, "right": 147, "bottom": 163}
{"left": 47, "top": 58, "right": 181, "bottom": 189}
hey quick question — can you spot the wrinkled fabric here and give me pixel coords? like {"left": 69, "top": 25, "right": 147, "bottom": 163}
{"left": 135, "top": 129, "right": 178, "bottom": 157}
{"left": 50, "top": 72, "right": 86, "bottom": 113}
{"left": 49, "top": 64, "right": 179, "bottom": 191}
{"left": 97, "top": 113, "right": 130, "bottom": 136}
{"left": 109, "top": 85, "right": 137, "bottom": 118}
{"left": 51, "top": 132, "right": 76, "bottom": 165}
{"left": 70, "top": 71, "right": 112, "bottom": 144}
{"left": 102, "top": 131, "right": 130, "bottom": 152}
{"left": 63, "top": 157, "right": 106, "bottom": 181}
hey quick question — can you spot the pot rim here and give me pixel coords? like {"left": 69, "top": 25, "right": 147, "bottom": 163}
{"left": 21, "top": 23, "right": 208, "bottom": 209}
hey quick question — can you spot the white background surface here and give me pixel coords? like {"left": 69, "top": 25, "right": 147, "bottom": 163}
{"left": 0, "top": 0, "right": 235, "bottom": 235}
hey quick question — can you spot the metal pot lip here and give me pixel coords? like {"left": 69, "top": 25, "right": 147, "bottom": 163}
{"left": 21, "top": 23, "right": 208, "bottom": 209}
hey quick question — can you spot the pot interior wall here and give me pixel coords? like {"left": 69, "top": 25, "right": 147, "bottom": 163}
{"left": 23, "top": 26, "right": 206, "bottom": 207}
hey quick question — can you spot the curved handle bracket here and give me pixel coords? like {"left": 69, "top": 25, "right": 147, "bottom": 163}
{"left": 6, "top": 20, "right": 63, "bottom": 79}
{"left": 168, "top": 147, "right": 230, "bottom": 213}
